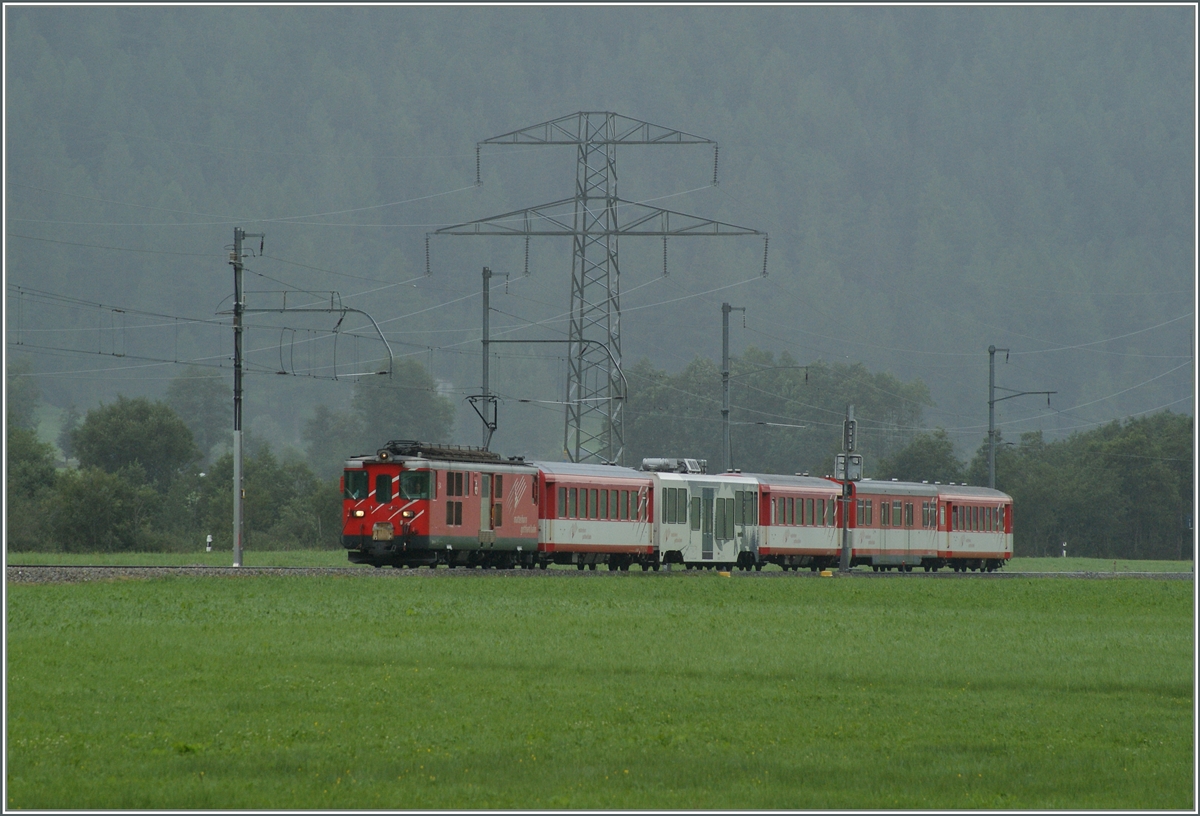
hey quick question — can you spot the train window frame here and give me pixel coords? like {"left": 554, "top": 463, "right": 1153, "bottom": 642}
{"left": 558, "top": 487, "right": 567, "bottom": 519}
{"left": 400, "top": 471, "right": 431, "bottom": 500}
{"left": 881, "top": 500, "right": 891, "bottom": 527}
{"left": 375, "top": 474, "right": 393, "bottom": 504}
{"left": 344, "top": 470, "right": 369, "bottom": 500}
{"left": 568, "top": 487, "right": 578, "bottom": 518}
{"left": 600, "top": 489, "right": 609, "bottom": 519}
{"left": 806, "top": 498, "right": 814, "bottom": 526}
{"left": 589, "top": 489, "right": 599, "bottom": 519}
{"left": 905, "top": 502, "right": 914, "bottom": 528}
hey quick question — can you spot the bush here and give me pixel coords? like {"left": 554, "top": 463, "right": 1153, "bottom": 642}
{"left": 51, "top": 468, "right": 160, "bottom": 552}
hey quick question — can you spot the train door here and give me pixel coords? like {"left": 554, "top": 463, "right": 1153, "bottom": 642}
{"left": 702, "top": 487, "right": 715, "bottom": 561}
{"left": 480, "top": 473, "right": 493, "bottom": 544}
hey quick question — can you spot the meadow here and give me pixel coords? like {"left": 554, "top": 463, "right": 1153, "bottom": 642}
{"left": 5, "top": 571, "right": 1194, "bottom": 809}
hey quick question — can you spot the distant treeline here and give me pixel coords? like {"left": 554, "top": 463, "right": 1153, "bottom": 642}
{"left": 7, "top": 357, "right": 1191, "bottom": 560}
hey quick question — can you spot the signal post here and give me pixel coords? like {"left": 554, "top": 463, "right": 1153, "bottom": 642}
{"left": 837, "top": 405, "right": 862, "bottom": 572}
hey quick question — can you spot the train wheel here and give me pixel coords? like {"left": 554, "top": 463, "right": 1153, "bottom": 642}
{"left": 589, "top": 563, "right": 596, "bottom": 571}
{"left": 577, "top": 563, "right": 584, "bottom": 571}
{"left": 754, "top": 564, "right": 762, "bottom": 572}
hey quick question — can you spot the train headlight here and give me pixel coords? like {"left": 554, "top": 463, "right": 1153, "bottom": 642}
{"left": 401, "top": 510, "right": 415, "bottom": 519}
{"left": 354, "top": 509, "right": 365, "bottom": 518}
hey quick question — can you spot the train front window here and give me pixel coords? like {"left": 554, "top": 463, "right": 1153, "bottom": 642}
{"left": 400, "top": 471, "right": 431, "bottom": 499}
{"left": 344, "top": 470, "right": 368, "bottom": 500}
{"left": 375, "top": 474, "right": 392, "bottom": 504}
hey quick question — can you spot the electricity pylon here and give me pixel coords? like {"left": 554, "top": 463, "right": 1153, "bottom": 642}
{"left": 431, "top": 112, "right": 767, "bottom": 465}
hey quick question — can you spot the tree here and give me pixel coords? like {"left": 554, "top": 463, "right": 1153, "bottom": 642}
{"left": 56, "top": 403, "right": 80, "bottom": 460}
{"left": 51, "top": 467, "right": 160, "bottom": 552}
{"left": 72, "top": 396, "right": 200, "bottom": 491}
{"left": 7, "top": 425, "right": 57, "bottom": 499}
{"left": 200, "top": 443, "right": 341, "bottom": 550}
{"left": 875, "top": 428, "right": 964, "bottom": 483}
{"left": 303, "top": 403, "right": 368, "bottom": 480}
{"left": 6, "top": 424, "right": 59, "bottom": 552}
{"left": 6, "top": 357, "right": 39, "bottom": 430}
{"left": 351, "top": 359, "right": 456, "bottom": 447}
{"left": 165, "top": 368, "right": 230, "bottom": 460}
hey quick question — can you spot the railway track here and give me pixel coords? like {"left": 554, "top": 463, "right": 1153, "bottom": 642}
{"left": 6, "top": 564, "right": 1194, "bottom": 584}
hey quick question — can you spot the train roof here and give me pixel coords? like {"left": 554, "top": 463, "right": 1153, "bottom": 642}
{"left": 851, "top": 479, "right": 1011, "bottom": 501}
{"left": 531, "top": 461, "right": 649, "bottom": 480}
{"left": 743, "top": 472, "right": 842, "bottom": 491}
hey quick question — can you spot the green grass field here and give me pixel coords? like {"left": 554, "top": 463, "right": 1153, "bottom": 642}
{"left": 6, "top": 572, "right": 1193, "bottom": 809}
{"left": 5, "top": 549, "right": 1194, "bottom": 573}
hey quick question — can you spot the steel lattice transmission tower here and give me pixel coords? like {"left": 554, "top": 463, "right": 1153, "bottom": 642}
{"left": 430, "top": 112, "right": 767, "bottom": 465}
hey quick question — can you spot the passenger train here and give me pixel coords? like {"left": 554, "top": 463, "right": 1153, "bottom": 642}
{"left": 341, "top": 440, "right": 1013, "bottom": 573}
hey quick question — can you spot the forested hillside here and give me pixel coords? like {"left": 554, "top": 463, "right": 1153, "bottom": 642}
{"left": 6, "top": 6, "right": 1193, "bottom": 476}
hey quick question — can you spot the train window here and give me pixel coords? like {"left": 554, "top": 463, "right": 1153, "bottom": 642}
{"left": 619, "top": 490, "right": 627, "bottom": 520}
{"left": 375, "top": 474, "right": 392, "bottom": 504}
{"left": 817, "top": 499, "right": 825, "bottom": 527}
{"left": 735, "top": 491, "right": 745, "bottom": 524}
{"left": 782, "top": 497, "right": 789, "bottom": 525}
{"left": 752, "top": 492, "right": 758, "bottom": 525}
{"left": 400, "top": 471, "right": 431, "bottom": 500}
{"left": 678, "top": 489, "right": 688, "bottom": 524}
{"left": 344, "top": 470, "right": 368, "bottom": 500}
{"left": 940, "top": 505, "right": 946, "bottom": 528}
{"left": 866, "top": 500, "right": 873, "bottom": 526}
{"left": 664, "top": 488, "right": 675, "bottom": 524}
{"left": 558, "top": 487, "right": 567, "bottom": 519}
{"left": 568, "top": 488, "right": 578, "bottom": 518}
{"left": 532, "top": 477, "right": 538, "bottom": 505}
{"left": 715, "top": 498, "right": 735, "bottom": 540}
{"left": 599, "top": 489, "right": 608, "bottom": 519}
{"left": 881, "top": 500, "right": 890, "bottom": 527}
{"left": 494, "top": 474, "right": 503, "bottom": 500}
{"left": 481, "top": 475, "right": 491, "bottom": 504}
{"left": 891, "top": 501, "right": 901, "bottom": 528}
{"left": 454, "top": 502, "right": 462, "bottom": 526}
{"left": 447, "top": 500, "right": 464, "bottom": 526}
{"left": 493, "top": 503, "right": 503, "bottom": 527}
{"left": 804, "top": 498, "right": 813, "bottom": 526}
{"left": 689, "top": 496, "right": 700, "bottom": 530}
{"left": 589, "top": 489, "right": 599, "bottom": 519}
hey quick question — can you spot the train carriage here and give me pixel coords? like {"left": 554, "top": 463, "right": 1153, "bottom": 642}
{"left": 846, "top": 479, "right": 1012, "bottom": 572}
{"left": 755, "top": 474, "right": 844, "bottom": 571}
{"left": 535, "top": 462, "right": 654, "bottom": 570}
{"left": 936, "top": 484, "right": 1013, "bottom": 571}
{"left": 644, "top": 461, "right": 763, "bottom": 570}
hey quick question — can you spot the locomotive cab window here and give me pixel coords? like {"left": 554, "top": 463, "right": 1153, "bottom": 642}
{"left": 375, "top": 474, "right": 392, "bottom": 503}
{"left": 400, "top": 471, "right": 431, "bottom": 500}
{"left": 344, "top": 470, "right": 369, "bottom": 500}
